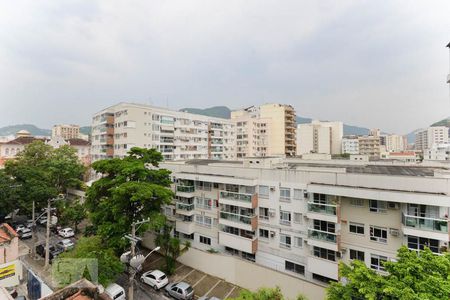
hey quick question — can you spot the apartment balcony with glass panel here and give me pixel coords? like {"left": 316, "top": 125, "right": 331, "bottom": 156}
{"left": 219, "top": 190, "right": 258, "bottom": 209}
{"left": 176, "top": 184, "right": 195, "bottom": 197}
{"left": 402, "top": 213, "right": 449, "bottom": 241}
{"left": 219, "top": 211, "right": 257, "bottom": 231}
{"left": 307, "top": 228, "right": 339, "bottom": 251}
{"left": 307, "top": 202, "right": 338, "bottom": 223}
{"left": 176, "top": 202, "right": 195, "bottom": 216}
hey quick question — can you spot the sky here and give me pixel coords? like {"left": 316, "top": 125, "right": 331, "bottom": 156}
{"left": 0, "top": 1, "right": 449, "bottom": 134}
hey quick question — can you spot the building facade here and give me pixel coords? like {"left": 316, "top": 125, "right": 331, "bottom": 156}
{"left": 358, "top": 136, "right": 381, "bottom": 157}
{"left": 424, "top": 144, "right": 450, "bottom": 161}
{"left": 296, "top": 121, "right": 343, "bottom": 155}
{"left": 415, "top": 127, "right": 449, "bottom": 151}
{"left": 52, "top": 124, "right": 81, "bottom": 140}
{"left": 342, "top": 136, "right": 359, "bottom": 155}
{"left": 160, "top": 157, "right": 450, "bottom": 291}
{"left": 0, "top": 224, "right": 21, "bottom": 288}
{"left": 384, "top": 135, "right": 407, "bottom": 152}
{"left": 91, "top": 103, "right": 235, "bottom": 162}
{"left": 231, "top": 104, "right": 296, "bottom": 158}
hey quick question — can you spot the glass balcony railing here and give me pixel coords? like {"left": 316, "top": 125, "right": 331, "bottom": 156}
{"left": 176, "top": 202, "right": 195, "bottom": 211}
{"left": 402, "top": 213, "right": 448, "bottom": 233}
{"left": 307, "top": 202, "right": 337, "bottom": 215}
{"left": 219, "top": 191, "right": 252, "bottom": 203}
{"left": 220, "top": 211, "right": 254, "bottom": 225}
{"left": 177, "top": 185, "right": 195, "bottom": 193}
{"left": 308, "top": 228, "right": 337, "bottom": 243}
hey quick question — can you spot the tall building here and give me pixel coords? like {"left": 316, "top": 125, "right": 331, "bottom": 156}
{"left": 415, "top": 126, "right": 449, "bottom": 151}
{"left": 385, "top": 135, "right": 407, "bottom": 152}
{"left": 156, "top": 157, "right": 450, "bottom": 297}
{"left": 52, "top": 124, "right": 80, "bottom": 140}
{"left": 358, "top": 135, "right": 381, "bottom": 157}
{"left": 342, "top": 136, "right": 359, "bottom": 154}
{"left": 296, "top": 120, "right": 343, "bottom": 155}
{"left": 91, "top": 103, "right": 235, "bottom": 162}
{"left": 424, "top": 144, "right": 450, "bottom": 161}
{"left": 231, "top": 104, "right": 296, "bottom": 158}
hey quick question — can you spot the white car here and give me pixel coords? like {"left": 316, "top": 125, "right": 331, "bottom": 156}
{"left": 105, "top": 283, "right": 126, "bottom": 300}
{"left": 58, "top": 228, "right": 75, "bottom": 238}
{"left": 140, "top": 269, "right": 169, "bottom": 290}
{"left": 14, "top": 224, "right": 26, "bottom": 233}
{"left": 57, "top": 239, "right": 74, "bottom": 251}
{"left": 19, "top": 228, "right": 32, "bottom": 239}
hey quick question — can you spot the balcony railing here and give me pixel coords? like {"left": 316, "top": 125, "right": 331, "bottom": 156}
{"left": 220, "top": 211, "right": 254, "bottom": 225}
{"left": 176, "top": 202, "right": 195, "bottom": 211}
{"left": 219, "top": 191, "right": 252, "bottom": 203}
{"left": 307, "top": 202, "right": 337, "bottom": 216}
{"left": 402, "top": 213, "right": 448, "bottom": 233}
{"left": 308, "top": 228, "right": 337, "bottom": 243}
{"left": 177, "top": 185, "right": 195, "bottom": 193}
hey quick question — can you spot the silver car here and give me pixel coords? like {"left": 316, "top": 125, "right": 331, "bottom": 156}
{"left": 165, "top": 282, "right": 194, "bottom": 300}
{"left": 198, "top": 297, "right": 221, "bottom": 300}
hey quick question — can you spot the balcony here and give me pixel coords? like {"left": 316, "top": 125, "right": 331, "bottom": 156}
{"left": 219, "top": 191, "right": 258, "bottom": 209}
{"left": 176, "top": 202, "right": 195, "bottom": 216}
{"left": 308, "top": 228, "right": 339, "bottom": 251}
{"left": 175, "top": 219, "right": 195, "bottom": 235}
{"left": 402, "top": 213, "right": 449, "bottom": 241}
{"left": 307, "top": 256, "right": 338, "bottom": 281}
{"left": 307, "top": 202, "right": 338, "bottom": 223}
{"left": 218, "top": 231, "right": 258, "bottom": 254}
{"left": 176, "top": 185, "right": 195, "bottom": 193}
{"left": 219, "top": 211, "right": 257, "bottom": 231}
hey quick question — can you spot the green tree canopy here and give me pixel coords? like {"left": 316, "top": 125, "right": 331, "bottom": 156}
{"left": 57, "top": 236, "right": 124, "bottom": 287}
{"left": 58, "top": 199, "right": 87, "bottom": 234}
{"left": 327, "top": 246, "right": 450, "bottom": 300}
{"left": 86, "top": 147, "right": 173, "bottom": 251}
{"left": 0, "top": 170, "right": 18, "bottom": 219}
{"left": 228, "top": 286, "right": 307, "bottom": 300}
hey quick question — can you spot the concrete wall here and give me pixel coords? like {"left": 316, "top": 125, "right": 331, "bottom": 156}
{"left": 178, "top": 247, "right": 326, "bottom": 300}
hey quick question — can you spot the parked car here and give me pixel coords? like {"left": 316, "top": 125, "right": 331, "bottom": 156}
{"left": 105, "top": 283, "right": 126, "bottom": 300}
{"left": 165, "top": 282, "right": 194, "bottom": 300}
{"left": 15, "top": 223, "right": 26, "bottom": 233}
{"left": 198, "top": 297, "right": 221, "bottom": 300}
{"left": 19, "top": 228, "right": 32, "bottom": 239}
{"left": 36, "top": 244, "right": 64, "bottom": 261}
{"left": 26, "top": 220, "right": 34, "bottom": 228}
{"left": 38, "top": 217, "right": 48, "bottom": 225}
{"left": 58, "top": 228, "right": 75, "bottom": 238}
{"left": 57, "top": 239, "right": 74, "bottom": 251}
{"left": 140, "top": 269, "right": 168, "bottom": 290}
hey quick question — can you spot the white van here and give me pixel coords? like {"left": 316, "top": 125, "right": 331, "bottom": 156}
{"left": 105, "top": 283, "right": 126, "bottom": 300}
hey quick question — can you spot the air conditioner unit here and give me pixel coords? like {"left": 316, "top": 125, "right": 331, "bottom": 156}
{"left": 340, "top": 247, "right": 347, "bottom": 254}
{"left": 388, "top": 202, "right": 399, "bottom": 209}
{"left": 389, "top": 228, "right": 399, "bottom": 236}
{"left": 269, "top": 211, "right": 276, "bottom": 217}
{"left": 270, "top": 231, "right": 276, "bottom": 238}
{"left": 270, "top": 186, "right": 276, "bottom": 191}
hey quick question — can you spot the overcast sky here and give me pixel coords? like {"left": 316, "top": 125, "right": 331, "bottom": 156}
{"left": 0, "top": 1, "right": 449, "bottom": 134}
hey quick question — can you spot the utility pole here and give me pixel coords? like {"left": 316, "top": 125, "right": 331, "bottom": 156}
{"left": 128, "top": 222, "right": 136, "bottom": 300}
{"left": 31, "top": 200, "right": 36, "bottom": 258}
{"left": 44, "top": 198, "right": 51, "bottom": 269}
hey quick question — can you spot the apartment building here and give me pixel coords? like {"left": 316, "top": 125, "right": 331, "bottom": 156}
{"left": 384, "top": 135, "right": 407, "bottom": 152}
{"left": 342, "top": 136, "right": 359, "bottom": 155}
{"left": 296, "top": 121, "right": 343, "bottom": 155}
{"left": 415, "top": 126, "right": 449, "bottom": 151}
{"left": 358, "top": 136, "right": 381, "bottom": 157}
{"left": 159, "top": 157, "right": 450, "bottom": 292}
{"left": 231, "top": 104, "right": 296, "bottom": 157}
{"left": 90, "top": 103, "right": 235, "bottom": 162}
{"left": 424, "top": 144, "right": 450, "bottom": 161}
{"left": 52, "top": 124, "right": 81, "bottom": 140}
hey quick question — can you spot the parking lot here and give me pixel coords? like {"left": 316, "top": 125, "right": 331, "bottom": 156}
{"left": 141, "top": 253, "right": 243, "bottom": 299}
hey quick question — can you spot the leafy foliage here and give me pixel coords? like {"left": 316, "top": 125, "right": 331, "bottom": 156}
{"left": 227, "top": 286, "right": 307, "bottom": 300}
{"left": 0, "top": 170, "right": 18, "bottom": 220}
{"left": 327, "top": 246, "right": 450, "bottom": 300}
{"left": 154, "top": 222, "right": 190, "bottom": 275}
{"left": 58, "top": 236, "right": 124, "bottom": 287}
{"left": 58, "top": 199, "right": 87, "bottom": 234}
{"left": 86, "top": 147, "right": 173, "bottom": 251}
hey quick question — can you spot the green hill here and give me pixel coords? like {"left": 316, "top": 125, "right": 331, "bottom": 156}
{"left": 0, "top": 124, "right": 51, "bottom": 136}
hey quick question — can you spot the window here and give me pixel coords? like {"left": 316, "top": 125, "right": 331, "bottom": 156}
{"left": 293, "top": 213, "right": 302, "bottom": 224}
{"left": 195, "top": 215, "right": 212, "bottom": 227}
{"left": 280, "top": 188, "right": 291, "bottom": 202}
{"left": 370, "top": 254, "right": 387, "bottom": 271}
{"left": 280, "top": 211, "right": 291, "bottom": 226}
{"left": 294, "top": 237, "right": 303, "bottom": 248}
{"left": 259, "top": 229, "right": 269, "bottom": 239}
{"left": 259, "top": 207, "right": 269, "bottom": 220}
{"left": 350, "top": 249, "right": 365, "bottom": 261}
{"left": 199, "top": 235, "right": 211, "bottom": 245}
{"left": 407, "top": 236, "right": 439, "bottom": 253}
{"left": 259, "top": 185, "right": 269, "bottom": 198}
{"left": 313, "top": 220, "right": 335, "bottom": 233}
{"left": 350, "top": 198, "right": 364, "bottom": 207}
{"left": 280, "top": 234, "right": 291, "bottom": 249}
{"left": 313, "top": 246, "right": 336, "bottom": 261}
{"left": 313, "top": 193, "right": 327, "bottom": 203}
{"left": 285, "top": 261, "right": 305, "bottom": 275}
{"left": 369, "top": 200, "right": 387, "bottom": 213}
{"left": 349, "top": 222, "right": 364, "bottom": 235}
{"left": 370, "top": 226, "right": 387, "bottom": 243}
{"left": 312, "top": 273, "right": 337, "bottom": 284}
{"left": 293, "top": 189, "right": 303, "bottom": 200}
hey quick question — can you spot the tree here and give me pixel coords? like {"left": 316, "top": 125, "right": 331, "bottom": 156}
{"left": 0, "top": 170, "right": 17, "bottom": 221}
{"left": 327, "top": 246, "right": 450, "bottom": 300}
{"left": 57, "top": 236, "right": 124, "bottom": 287}
{"left": 59, "top": 199, "right": 87, "bottom": 234}
{"left": 86, "top": 147, "right": 173, "bottom": 252}
{"left": 154, "top": 223, "right": 190, "bottom": 275}
{"left": 228, "top": 287, "right": 308, "bottom": 300}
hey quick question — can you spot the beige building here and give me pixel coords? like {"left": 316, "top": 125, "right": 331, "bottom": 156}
{"left": 296, "top": 120, "right": 343, "bottom": 155}
{"left": 231, "top": 104, "right": 296, "bottom": 158}
{"left": 358, "top": 135, "right": 381, "bottom": 157}
{"left": 52, "top": 124, "right": 81, "bottom": 140}
{"left": 384, "top": 134, "right": 407, "bottom": 152}
{"left": 156, "top": 157, "right": 450, "bottom": 298}
{"left": 0, "top": 223, "right": 22, "bottom": 288}
{"left": 91, "top": 102, "right": 235, "bottom": 162}
{"left": 415, "top": 126, "right": 449, "bottom": 151}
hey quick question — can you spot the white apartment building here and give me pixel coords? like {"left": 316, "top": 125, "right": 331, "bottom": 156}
{"left": 91, "top": 103, "right": 235, "bottom": 162}
{"left": 231, "top": 104, "right": 296, "bottom": 158}
{"left": 342, "top": 136, "right": 359, "bottom": 154}
{"left": 159, "top": 157, "right": 450, "bottom": 296}
{"left": 424, "top": 144, "right": 450, "bottom": 161}
{"left": 296, "top": 121, "right": 343, "bottom": 155}
{"left": 52, "top": 124, "right": 81, "bottom": 140}
{"left": 415, "top": 126, "right": 449, "bottom": 151}
{"left": 384, "top": 135, "right": 407, "bottom": 152}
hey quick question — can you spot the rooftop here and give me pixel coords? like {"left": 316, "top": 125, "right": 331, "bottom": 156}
{"left": 0, "top": 223, "right": 18, "bottom": 244}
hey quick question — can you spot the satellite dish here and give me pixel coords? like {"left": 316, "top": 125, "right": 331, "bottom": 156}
{"left": 130, "top": 254, "right": 145, "bottom": 269}
{"left": 120, "top": 251, "right": 131, "bottom": 264}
